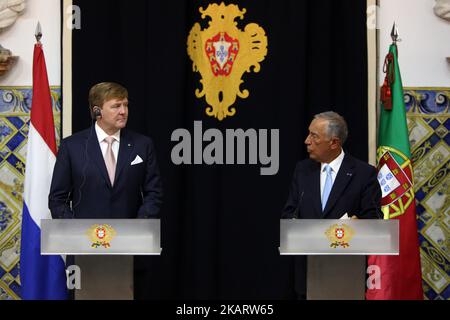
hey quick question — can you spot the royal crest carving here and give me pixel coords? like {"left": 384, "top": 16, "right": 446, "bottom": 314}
{"left": 434, "top": 0, "right": 450, "bottom": 21}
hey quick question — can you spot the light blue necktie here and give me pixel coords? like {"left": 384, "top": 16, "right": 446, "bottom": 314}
{"left": 322, "top": 165, "right": 333, "bottom": 211}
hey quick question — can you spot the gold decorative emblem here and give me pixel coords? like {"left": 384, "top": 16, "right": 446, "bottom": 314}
{"left": 86, "top": 224, "right": 116, "bottom": 248}
{"left": 187, "top": 2, "right": 268, "bottom": 120}
{"left": 376, "top": 146, "right": 415, "bottom": 219}
{"left": 325, "top": 224, "right": 355, "bottom": 248}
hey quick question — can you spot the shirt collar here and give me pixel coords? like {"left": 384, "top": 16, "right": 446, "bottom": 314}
{"left": 95, "top": 122, "right": 121, "bottom": 143}
{"left": 321, "top": 149, "right": 345, "bottom": 173}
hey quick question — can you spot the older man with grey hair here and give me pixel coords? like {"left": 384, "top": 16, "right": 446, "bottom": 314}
{"left": 282, "top": 111, "right": 381, "bottom": 299}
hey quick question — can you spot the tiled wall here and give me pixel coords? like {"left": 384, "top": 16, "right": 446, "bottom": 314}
{"left": 405, "top": 88, "right": 450, "bottom": 300}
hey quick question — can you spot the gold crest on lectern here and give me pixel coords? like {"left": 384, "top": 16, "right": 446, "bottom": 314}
{"left": 325, "top": 224, "right": 355, "bottom": 248}
{"left": 87, "top": 224, "right": 116, "bottom": 248}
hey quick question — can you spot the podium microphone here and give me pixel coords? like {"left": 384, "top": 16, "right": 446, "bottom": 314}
{"left": 293, "top": 190, "right": 304, "bottom": 219}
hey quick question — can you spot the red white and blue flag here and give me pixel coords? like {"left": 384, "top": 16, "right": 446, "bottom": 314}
{"left": 19, "top": 42, "right": 67, "bottom": 300}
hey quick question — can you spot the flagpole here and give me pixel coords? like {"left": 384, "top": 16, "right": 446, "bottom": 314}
{"left": 367, "top": 23, "right": 424, "bottom": 300}
{"left": 380, "top": 21, "right": 401, "bottom": 221}
{"left": 20, "top": 21, "right": 68, "bottom": 300}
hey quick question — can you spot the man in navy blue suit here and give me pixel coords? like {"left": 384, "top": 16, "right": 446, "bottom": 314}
{"left": 282, "top": 111, "right": 381, "bottom": 299}
{"left": 49, "top": 82, "right": 163, "bottom": 219}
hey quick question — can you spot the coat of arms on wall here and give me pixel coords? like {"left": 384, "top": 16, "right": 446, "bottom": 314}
{"left": 187, "top": 2, "right": 268, "bottom": 121}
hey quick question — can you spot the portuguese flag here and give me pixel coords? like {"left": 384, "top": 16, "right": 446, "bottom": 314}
{"left": 366, "top": 43, "right": 423, "bottom": 300}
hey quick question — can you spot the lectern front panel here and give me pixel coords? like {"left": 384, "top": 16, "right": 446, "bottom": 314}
{"left": 41, "top": 219, "right": 161, "bottom": 255}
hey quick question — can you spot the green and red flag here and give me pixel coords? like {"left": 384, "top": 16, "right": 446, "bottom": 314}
{"left": 366, "top": 42, "right": 423, "bottom": 300}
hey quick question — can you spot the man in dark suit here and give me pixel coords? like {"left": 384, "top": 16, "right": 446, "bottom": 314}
{"left": 49, "top": 82, "right": 163, "bottom": 219}
{"left": 282, "top": 111, "right": 381, "bottom": 299}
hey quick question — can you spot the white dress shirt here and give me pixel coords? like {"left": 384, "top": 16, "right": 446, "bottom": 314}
{"left": 320, "top": 149, "right": 345, "bottom": 199}
{"left": 95, "top": 122, "right": 120, "bottom": 161}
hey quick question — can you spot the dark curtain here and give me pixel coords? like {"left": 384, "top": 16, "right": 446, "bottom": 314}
{"left": 69, "top": 0, "right": 368, "bottom": 299}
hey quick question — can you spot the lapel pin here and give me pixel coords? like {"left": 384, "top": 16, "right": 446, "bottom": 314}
{"left": 128, "top": 144, "right": 131, "bottom": 147}
{"left": 347, "top": 173, "right": 353, "bottom": 177}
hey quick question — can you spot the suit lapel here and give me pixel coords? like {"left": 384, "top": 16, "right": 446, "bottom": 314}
{"left": 322, "top": 154, "right": 355, "bottom": 218}
{"left": 87, "top": 127, "right": 112, "bottom": 188}
{"left": 115, "top": 129, "right": 135, "bottom": 184}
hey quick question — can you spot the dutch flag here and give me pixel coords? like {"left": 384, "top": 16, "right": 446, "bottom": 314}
{"left": 19, "top": 41, "right": 67, "bottom": 300}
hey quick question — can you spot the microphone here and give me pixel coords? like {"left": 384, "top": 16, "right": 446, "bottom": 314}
{"left": 375, "top": 204, "right": 385, "bottom": 220}
{"left": 293, "top": 190, "right": 304, "bottom": 219}
{"left": 355, "top": 203, "right": 384, "bottom": 220}
{"left": 71, "top": 118, "right": 95, "bottom": 217}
